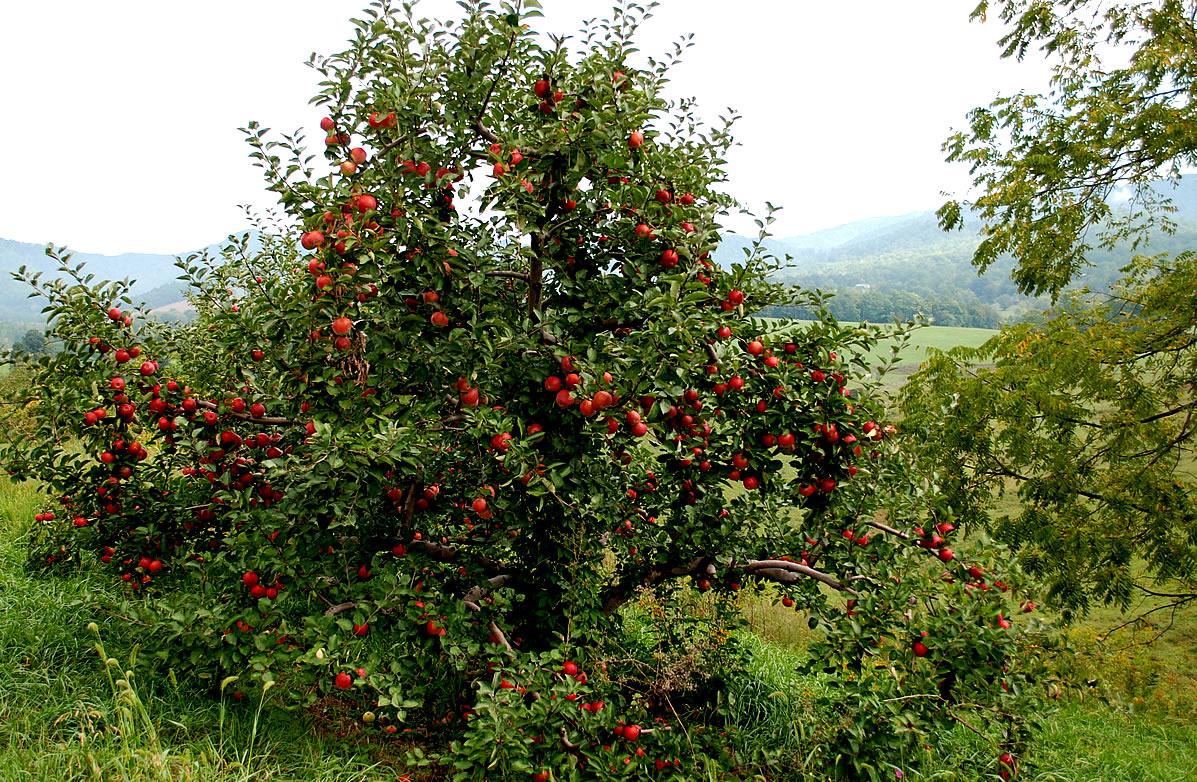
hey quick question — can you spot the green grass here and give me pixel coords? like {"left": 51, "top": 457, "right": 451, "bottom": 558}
{"left": 0, "top": 477, "right": 412, "bottom": 781}
{"left": 873, "top": 324, "right": 997, "bottom": 366}
{"left": 758, "top": 319, "right": 997, "bottom": 380}
{"left": 866, "top": 324, "right": 996, "bottom": 392}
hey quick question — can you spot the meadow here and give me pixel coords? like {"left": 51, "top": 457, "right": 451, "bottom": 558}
{"left": 1, "top": 325, "right": 1194, "bottom": 781}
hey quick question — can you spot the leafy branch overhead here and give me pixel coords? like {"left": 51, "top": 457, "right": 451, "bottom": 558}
{"left": 910, "top": 0, "right": 1197, "bottom": 623}
{"left": 941, "top": 0, "right": 1197, "bottom": 299}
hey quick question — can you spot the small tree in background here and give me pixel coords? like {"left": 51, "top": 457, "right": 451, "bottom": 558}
{"left": 12, "top": 328, "right": 47, "bottom": 356}
{"left": 3, "top": 2, "right": 1047, "bottom": 778}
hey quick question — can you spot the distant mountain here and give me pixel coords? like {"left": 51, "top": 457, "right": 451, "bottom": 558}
{"left": 0, "top": 237, "right": 247, "bottom": 324}
{"left": 716, "top": 177, "right": 1197, "bottom": 326}
{"left": 4, "top": 176, "right": 1197, "bottom": 337}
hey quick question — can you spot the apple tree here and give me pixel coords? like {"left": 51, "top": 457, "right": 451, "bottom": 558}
{"left": 2, "top": 2, "right": 1048, "bottom": 778}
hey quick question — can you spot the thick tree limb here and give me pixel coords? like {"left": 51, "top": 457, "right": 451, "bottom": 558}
{"left": 489, "top": 621, "right": 514, "bottom": 652}
{"left": 741, "top": 559, "right": 859, "bottom": 595}
{"left": 486, "top": 269, "right": 531, "bottom": 281}
{"left": 601, "top": 553, "right": 858, "bottom": 615}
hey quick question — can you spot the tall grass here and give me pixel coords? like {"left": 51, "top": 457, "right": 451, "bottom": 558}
{"left": 0, "top": 476, "right": 404, "bottom": 781}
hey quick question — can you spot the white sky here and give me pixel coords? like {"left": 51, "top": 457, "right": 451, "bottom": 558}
{"left": 0, "top": 1, "right": 1050, "bottom": 256}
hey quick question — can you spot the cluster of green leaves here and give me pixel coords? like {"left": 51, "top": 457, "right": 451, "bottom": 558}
{"left": 902, "top": 252, "right": 1197, "bottom": 614}
{"left": 940, "top": 0, "right": 1197, "bottom": 298}
{"left": 0, "top": 1, "right": 1047, "bottom": 778}
{"left": 908, "top": 0, "right": 1197, "bottom": 623}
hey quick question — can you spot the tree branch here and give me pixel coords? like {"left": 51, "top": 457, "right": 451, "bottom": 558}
{"left": 741, "top": 559, "right": 859, "bottom": 595}
{"left": 194, "top": 399, "right": 292, "bottom": 426}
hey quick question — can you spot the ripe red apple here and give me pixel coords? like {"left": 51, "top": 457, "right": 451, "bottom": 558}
{"left": 320, "top": 117, "right": 335, "bottom": 132}
{"left": 623, "top": 724, "right": 641, "bottom": 741}
{"left": 746, "top": 340, "right": 764, "bottom": 356}
{"left": 660, "top": 249, "right": 679, "bottom": 268}
{"left": 628, "top": 130, "right": 645, "bottom": 149}
{"left": 301, "top": 230, "right": 325, "bottom": 250}
{"left": 430, "top": 311, "right": 450, "bottom": 328}
{"left": 563, "top": 661, "right": 579, "bottom": 676}
{"left": 912, "top": 640, "right": 929, "bottom": 657}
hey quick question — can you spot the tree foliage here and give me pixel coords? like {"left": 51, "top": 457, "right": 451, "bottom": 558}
{"left": 2, "top": 2, "right": 1047, "bottom": 778}
{"left": 939, "top": 0, "right": 1197, "bottom": 299}
{"left": 908, "top": 0, "right": 1197, "bottom": 617}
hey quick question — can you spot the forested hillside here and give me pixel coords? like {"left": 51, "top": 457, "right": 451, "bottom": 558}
{"left": 3, "top": 179, "right": 1195, "bottom": 341}
{"left": 723, "top": 177, "right": 1197, "bottom": 327}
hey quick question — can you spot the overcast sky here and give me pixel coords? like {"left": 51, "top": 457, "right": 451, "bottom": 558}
{"left": 0, "top": 1, "right": 1050, "bottom": 256}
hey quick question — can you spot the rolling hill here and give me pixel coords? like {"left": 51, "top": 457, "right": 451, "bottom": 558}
{"left": 3, "top": 176, "right": 1197, "bottom": 340}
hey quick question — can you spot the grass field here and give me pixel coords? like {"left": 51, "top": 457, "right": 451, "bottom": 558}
{"left": 872, "top": 324, "right": 997, "bottom": 367}
{"left": 759, "top": 319, "right": 998, "bottom": 390}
